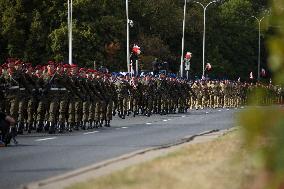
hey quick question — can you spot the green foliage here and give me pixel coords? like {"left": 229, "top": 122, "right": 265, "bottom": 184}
{"left": 0, "top": 0, "right": 270, "bottom": 75}
{"left": 239, "top": 0, "right": 284, "bottom": 188}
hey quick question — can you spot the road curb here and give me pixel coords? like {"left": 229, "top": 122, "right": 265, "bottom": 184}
{"left": 23, "top": 128, "right": 235, "bottom": 189}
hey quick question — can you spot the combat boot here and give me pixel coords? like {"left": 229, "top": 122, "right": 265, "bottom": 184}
{"left": 106, "top": 120, "right": 111, "bottom": 127}
{"left": 121, "top": 114, "right": 125, "bottom": 119}
{"left": 44, "top": 121, "right": 50, "bottom": 132}
{"left": 104, "top": 120, "right": 108, "bottom": 127}
{"left": 88, "top": 121, "right": 93, "bottom": 129}
{"left": 48, "top": 122, "right": 56, "bottom": 134}
{"left": 93, "top": 121, "right": 97, "bottom": 128}
{"left": 68, "top": 123, "right": 73, "bottom": 132}
{"left": 58, "top": 123, "right": 65, "bottom": 133}
{"left": 36, "top": 121, "right": 44, "bottom": 132}
{"left": 17, "top": 122, "right": 24, "bottom": 135}
{"left": 99, "top": 120, "right": 103, "bottom": 127}
{"left": 74, "top": 122, "right": 79, "bottom": 131}
{"left": 112, "top": 111, "right": 116, "bottom": 116}
{"left": 27, "top": 123, "right": 33, "bottom": 134}
{"left": 82, "top": 121, "right": 87, "bottom": 130}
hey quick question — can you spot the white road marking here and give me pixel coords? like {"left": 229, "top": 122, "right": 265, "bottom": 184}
{"left": 182, "top": 115, "right": 186, "bottom": 118}
{"left": 227, "top": 109, "right": 230, "bottom": 111}
{"left": 218, "top": 110, "right": 222, "bottom": 112}
{"left": 121, "top": 127, "right": 128, "bottom": 129}
{"left": 83, "top": 131, "right": 99, "bottom": 135}
{"left": 167, "top": 119, "right": 172, "bottom": 121}
{"left": 35, "top": 137, "right": 56, "bottom": 142}
{"left": 206, "top": 112, "right": 209, "bottom": 114}
{"left": 146, "top": 123, "right": 152, "bottom": 125}
{"left": 163, "top": 120, "right": 168, "bottom": 122}
{"left": 241, "top": 106, "right": 244, "bottom": 109}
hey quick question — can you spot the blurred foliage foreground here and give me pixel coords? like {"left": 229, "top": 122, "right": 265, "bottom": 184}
{"left": 239, "top": 0, "right": 284, "bottom": 188}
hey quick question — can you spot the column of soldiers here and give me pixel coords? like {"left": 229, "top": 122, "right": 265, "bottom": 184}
{"left": 1, "top": 59, "right": 284, "bottom": 135}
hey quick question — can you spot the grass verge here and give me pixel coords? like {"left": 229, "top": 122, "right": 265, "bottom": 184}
{"left": 67, "top": 131, "right": 256, "bottom": 189}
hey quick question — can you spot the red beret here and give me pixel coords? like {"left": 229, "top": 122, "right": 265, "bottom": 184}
{"left": 15, "top": 60, "right": 22, "bottom": 65}
{"left": 48, "top": 60, "right": 55, "bottom": 65}
{"left": 2, "top": 63, "right": 8, "bottom": 68}
{"left": 86, "top": 69, "right": 93, "bottom": 73}
{"left": 35, "top": 65, "right": 42, "bottom": 70}
{"left": 8, "top": 62, "right": 15, "bottom": 68}
{"left": 63, "top": 64, "right": 70, "bottom": 68}
{"left": 57, "top": 63, "right": 64, "bottom": 67}
{"left": 70, "top": 64, "right": 78, "bottom": 68}
{"left": 79, "top": 68, "right": 86, "bottom": 72}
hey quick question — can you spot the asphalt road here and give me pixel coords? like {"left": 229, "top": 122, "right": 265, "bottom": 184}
{"left": 0, "top": 108, "right": 238, "bottom": 189}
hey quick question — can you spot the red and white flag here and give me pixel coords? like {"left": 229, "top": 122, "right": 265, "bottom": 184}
{"left": 249, "top": 72, "right": 254, "bottom": 79}
{"left": 238, "top": 77, "right": 241, "bottom": 82}
{"left": 261, "top": 68, "right": 266, "bottom": 77}
{"left": 132, "top": 44, "right": 141, "bottom": 55}
{"left": 206, "top": 63, "right": 212, "bottom": 70}
{"left": 185, "top": 52, "right": 192, "bottom": 60}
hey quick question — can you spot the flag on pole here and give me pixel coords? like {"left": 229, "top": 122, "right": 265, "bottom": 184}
{"left": 238, "top": 77, "right": 241, "bottom": 82}
{"left": 206, "top": 63, "right": 212, "bottom": 70}
{"left": 185, "top": 52, "right": 192, "bottom": 60}
{"left": 132, "top": 44, "right": 141, "bottom": 55}
{"left": 261, "top": 68, "right": 266, "bottom": 77}
{"left": 249, "top": 72, "right": 254, "bottom": 79}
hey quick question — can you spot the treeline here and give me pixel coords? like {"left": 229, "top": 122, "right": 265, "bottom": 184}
{"left": 0, "top": 0, "right": 269, "bottom": 79}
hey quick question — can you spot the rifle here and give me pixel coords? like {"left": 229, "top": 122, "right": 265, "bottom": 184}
{"left": 189, "top": 85, "right": 197, "bottom": 99}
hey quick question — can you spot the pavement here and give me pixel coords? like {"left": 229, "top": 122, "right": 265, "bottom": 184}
{"left": 0, "top": 108, "right": 239, "bottom": 189}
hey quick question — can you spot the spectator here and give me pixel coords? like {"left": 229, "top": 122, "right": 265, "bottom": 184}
{"left": 0, "top": 112, "right": 16, "bottom": 147}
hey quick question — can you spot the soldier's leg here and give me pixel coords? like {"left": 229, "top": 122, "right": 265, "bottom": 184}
{"left": 82, "top": 101, "right": 89, "bottom": 129}
{"left": 75, "top": 100, "right": 83, "bottom": 129}
{"left": 122, "top": 97, "right": 128, "bottom": 118}
{"left": 201, "top": 97, "right": 205, "bottom": 109}
{"left": 10, "top": 97, "right": 19, "bottom": 128}
{"left": 48, "top": 97, "right": 59, "bottom": 134}
{"left": 195, "top": 97, "right": 198, "bottom": 110}
{"left": 88, "top": 102, "right": 95, "bottom": 128}
{"left": 68, "top": 99, "right": 75, "bottom": 131}
{"left": 100, "top": 101, "right": 107, "bottom": 126}
{"left": 117, "top": 97, "right": 123, "bottom": 117}
{"left": 178, "top": 98, "right": 182, "bottom": 113}
{"left": 36, "top": 99, "right": 46, "bottom": 132}
{"left": 148, "top": 97, "right": 153, "bottom": 116}
{"left": 17, "top": 97, "right": 28, "bottom": 134}
{"left": 58, "top": 98, "right": 68, "bottom": 133}
{"left": 210, "top": 95, "right": 213, "bottom": 108}
{"left": 94, "top": 101, "right": 100, "bottom": 126}
{"left": 132, "top": 98, "right": 137, "bottom": 116}
{"left": 190, "top": 97, "right": 194, "bottom": 109}
{"left": 105, "top": 100, "right": 113, "bottom": 127}
{"left": 129, "top": 96, "right": 134, "bottom": 113}
{"left": 223, "top": 96, "right": 226, "bottom": 108}
{"left": 213, "top": 96, "right": 217, "bottom": 108}
{"left": 27, "top": 98, "right": 37, "bottom": 133}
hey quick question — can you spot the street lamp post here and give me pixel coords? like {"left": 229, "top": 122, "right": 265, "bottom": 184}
{"left": 180, "top": 0, "right": 187, "bottom": 78}
{"left": 126, "top": 0, "right": 130, "bottom": 73}
{"left": 252, "top": 16, "right": 265, "bottom": 81}
{"left": 194, "top": 0, "right": 217, "bottom": 77}
{"left": 68, "top": 0, "right": 73, "bottom": 65}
